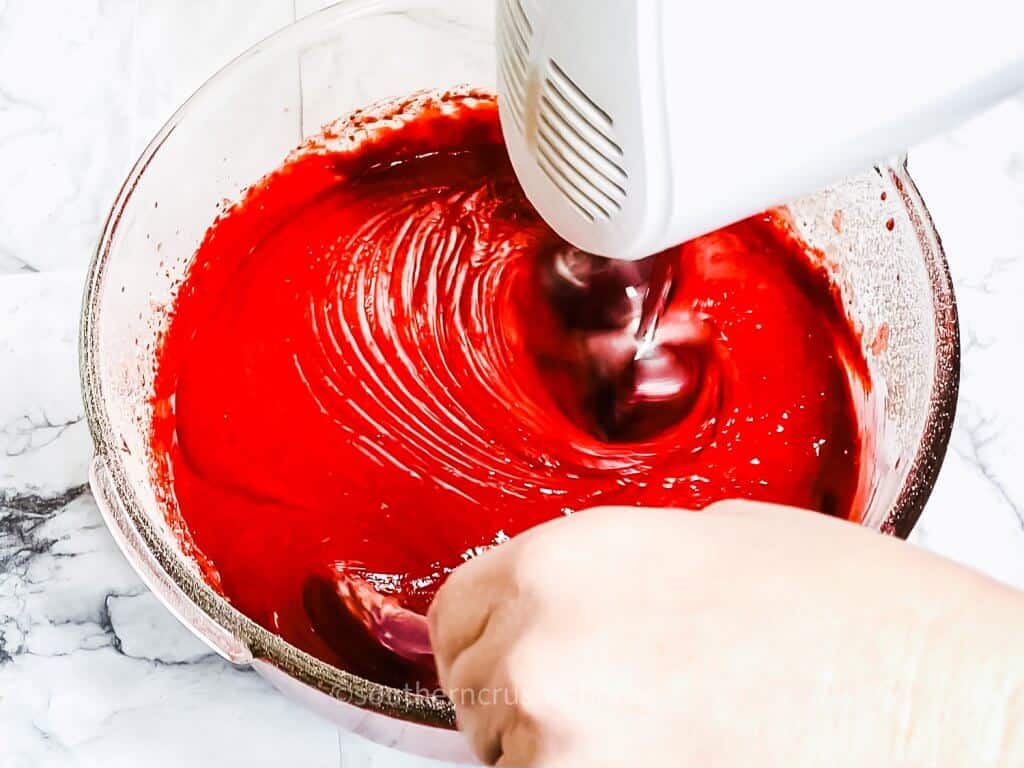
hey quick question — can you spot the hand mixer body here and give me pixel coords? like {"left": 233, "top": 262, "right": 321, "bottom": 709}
{"left": 498, "top": 0, "right": 1024, "bottom": 260}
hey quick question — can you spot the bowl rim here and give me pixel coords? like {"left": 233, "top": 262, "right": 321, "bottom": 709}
{"left": 878, "top": 161, "right": 960, "bottom": 539}
{"left": 78, "top": 3, "right": 960, "bottom": 732}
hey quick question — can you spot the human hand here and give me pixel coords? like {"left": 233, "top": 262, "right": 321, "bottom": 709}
{"left": 428, "top": 502, "right": 1024, "bottom": 767}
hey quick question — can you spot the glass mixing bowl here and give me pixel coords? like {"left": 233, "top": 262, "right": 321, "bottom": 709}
{"left": 80, "top": 0, "right": 959, "bottom": 761}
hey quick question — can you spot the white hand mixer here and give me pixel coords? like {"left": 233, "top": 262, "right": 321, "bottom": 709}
{"left": 497, "top": 0, "right": 1024, "bottom": 261}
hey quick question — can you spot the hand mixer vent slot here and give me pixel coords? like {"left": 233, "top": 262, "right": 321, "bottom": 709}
{"left": 537, "top": 59, "right": 627, "bottom": 221}
{"left": 497, "top": 0, "right": 532, "bottom": 133}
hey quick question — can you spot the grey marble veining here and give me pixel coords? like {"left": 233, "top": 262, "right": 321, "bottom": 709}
{"left": 0, "top": 1, "right": 1023, "bottom": 766}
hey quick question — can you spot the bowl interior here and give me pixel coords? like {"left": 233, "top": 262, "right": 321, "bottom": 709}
{"left": 81, "top": 0, "right": 958, "bottom": 732}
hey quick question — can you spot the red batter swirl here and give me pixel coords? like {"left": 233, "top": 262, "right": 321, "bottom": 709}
{"left": 152, "top": 89, "right": 870, "bottom": 691}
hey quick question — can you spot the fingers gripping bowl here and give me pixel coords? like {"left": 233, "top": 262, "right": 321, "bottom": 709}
{"left": 80, "top": 0, "right": 959, "bottom": 761}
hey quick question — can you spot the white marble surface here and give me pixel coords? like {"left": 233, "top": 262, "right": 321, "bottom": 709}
{"left": 1, "top": 1, "right": 1024, "bottom": 766}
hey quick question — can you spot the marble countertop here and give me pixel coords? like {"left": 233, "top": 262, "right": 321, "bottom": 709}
{"left": 2, "top": 2, "right": 1023, "bottom": 766}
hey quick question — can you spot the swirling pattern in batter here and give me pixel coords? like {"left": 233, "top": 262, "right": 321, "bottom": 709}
{"left": 151, "top": 89, "right": 870, "bottom": 690}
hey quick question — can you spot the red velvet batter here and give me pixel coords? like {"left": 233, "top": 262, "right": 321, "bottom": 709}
{"left": 151, "top": 89, "right": 870, "bottom": 691}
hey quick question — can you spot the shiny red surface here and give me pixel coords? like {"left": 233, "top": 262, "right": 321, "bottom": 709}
{"left": 152, "top": 91, "right": 869, "bottom": 691}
